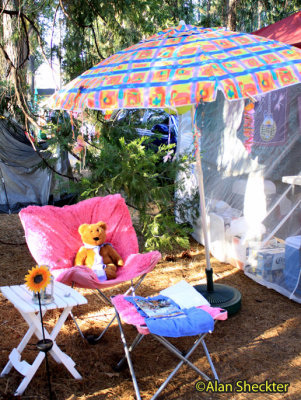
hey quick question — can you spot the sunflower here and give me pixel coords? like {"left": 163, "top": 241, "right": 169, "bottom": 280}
{"left": 25, "top": 265, "right": 51, "bottom": 293}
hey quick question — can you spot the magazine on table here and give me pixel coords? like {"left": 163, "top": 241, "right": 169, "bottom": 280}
{"left": 133, "top": 297, "right": 185, "bottom": 319}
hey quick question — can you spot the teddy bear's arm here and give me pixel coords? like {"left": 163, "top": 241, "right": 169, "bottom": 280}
{"left": 105, "top": 246, "right": 124, "bottom": 267}
{"left": 74, "top": 247, "right": 88, "bottom": 266}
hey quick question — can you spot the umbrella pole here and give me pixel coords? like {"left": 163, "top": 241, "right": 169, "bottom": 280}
{"left": 191, "top": 106, "right": 214, "bottom": 292}
{"left": 191, "top": 105, "right": 241, "bottom": 314}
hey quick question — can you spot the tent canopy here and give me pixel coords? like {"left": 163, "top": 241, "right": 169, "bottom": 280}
{"left": 252, "top": 11, "right": 301, "bottom": 49}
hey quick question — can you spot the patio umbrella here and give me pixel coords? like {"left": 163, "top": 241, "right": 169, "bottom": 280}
{"left": 50, "top": 22, "right": 301, "bottom": 312}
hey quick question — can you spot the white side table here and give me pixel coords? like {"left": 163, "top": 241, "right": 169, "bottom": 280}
{"left": 0, "top": 281, "right": 87, "bottom": 396}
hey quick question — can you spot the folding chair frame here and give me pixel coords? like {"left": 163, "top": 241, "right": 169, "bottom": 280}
{"left": 113, "top": 305, "right": 219, "bottom": 400}
{"left": 19, "top": 194, "right": 161, "bottom": 345}
{"left": 70, "top": 274, "right": 148, "bottom": 344}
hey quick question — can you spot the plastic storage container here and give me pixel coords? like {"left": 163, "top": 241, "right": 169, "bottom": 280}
{"left": 246, "top": 245, "right": 285, "bottom": 283}
{"left": 284, "top": 236, "right": 301, "bottom": 294}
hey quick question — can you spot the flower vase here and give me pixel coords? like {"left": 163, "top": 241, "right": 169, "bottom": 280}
{"left": 32, "top": 273, "right": 54, "bottom": 305}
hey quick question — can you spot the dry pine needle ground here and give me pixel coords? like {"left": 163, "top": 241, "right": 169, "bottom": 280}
{"left": 0, "top": 214, "right": 300, "bottom": 400}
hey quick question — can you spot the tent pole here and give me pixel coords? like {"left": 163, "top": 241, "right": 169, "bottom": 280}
{"left": 191, "top": 106, "right": 213, "bottom": 291}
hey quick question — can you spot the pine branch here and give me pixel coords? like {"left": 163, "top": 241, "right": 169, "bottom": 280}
{"left": 25, "top": 132, "right": 79, "bottom": 182}
{"left": 58, "top": 0, "right": 104, "bottom": 59}
{"left": 58, "top": 0, "right": 91, "bottom": 28}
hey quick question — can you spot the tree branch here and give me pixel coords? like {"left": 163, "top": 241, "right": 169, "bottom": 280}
{"left": 50, "top": 4, "right": 60, "bottom": 74}
{"left": 36, "top": 149, "right": 79, "bottom": 182}
{"left": 0, "top": 0, "right": 10, "bottom": 17}
{"left": 86, "top": 0, "right": 107, "bottom": 25}
{"left": 16, "top": 77, "right": 40, "bottom": 128}
{"left": 58, "top": 0, "right": 104, "bottom": 59}
{"left": 0, "top": 7, "right": 54, "bottom": 72}
{"left": 18, "top": 14, "right": 30, "bottom": 69}
{"left": 58, "top": 0, "right": 91, "bottom": 28}
{"left": 25, "top": 132, "right": 79, "bottom": 182}
{"left": 22, "top": 14, "right": 52, "bottom": 70}
{"left": 90, "top": 24, "right": 104, "bottom": 60}
{"left": 0, "top": 43, "right": 16, "bottom": 70}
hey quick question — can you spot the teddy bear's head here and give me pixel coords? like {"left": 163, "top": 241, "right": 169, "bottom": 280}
{"left": 78, "top": 221, "right": 107, "bottom": 246}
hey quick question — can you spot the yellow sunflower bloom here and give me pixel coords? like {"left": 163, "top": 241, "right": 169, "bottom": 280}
{"left": 25, "top": 265, "right": 51, "bottom": 293}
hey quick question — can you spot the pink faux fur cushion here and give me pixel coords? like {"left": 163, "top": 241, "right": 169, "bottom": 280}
{"left": 19, "top": 194, "right": 161, "bottom": 288}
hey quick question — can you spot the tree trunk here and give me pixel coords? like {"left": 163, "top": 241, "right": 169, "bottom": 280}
{"left": 223, "top": 0, "right": 229, "bottom": 27}
{"left": 207, "top": 0, "right": 211, "bottom": 18}
{"left": 257, "top": 0, "right": 263, "bottom": 30}
{"left": 227, "top": 0, "right": 237, "bottom": 31}
{"left": 2, "top": 1, "right": 15, "bottom": 74}
{"left": 2, "top": 0, "right": 28, "bottom": 75}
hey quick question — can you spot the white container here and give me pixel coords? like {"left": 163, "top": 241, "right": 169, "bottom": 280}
{"left": 229, "top": 236, "right": 248, "bottom": 269}
{"left": 209, "top": 212, "right": 228, "bottom": 262}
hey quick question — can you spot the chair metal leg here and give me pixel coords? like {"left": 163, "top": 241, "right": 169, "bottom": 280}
{"left": 68, "top": 288, "right": 115, "bottom": 344}
{"left": 114, "top": 332, "right": 144, "bottom": 371}
{"left": 201, "top": 338, "right": 219, "bottom": 381}
{"left": 124, "top": 274, "right": 148, "bottom": 296}
{"left": 114, "top": 330, "right": 219, "bottom": 400}
{"left": 69, "top": 310, "right": 86, "bottom": 341}
{"left": 148, "top": 334, "right": 215, "bottom": 400}
{"left": 87, "top": 314, "right": 117, "bottom": 344}
{"left": 95, "top": 288, "right": 112, "bottom": 304}
{"left": 114, "top": 306, "right": 142, "bottom": 400}
{"left": 70, "top": 276, "right": 148, "bottom": 344}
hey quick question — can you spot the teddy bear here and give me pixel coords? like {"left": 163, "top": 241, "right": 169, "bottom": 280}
{"left": 74, "top": 221, "right": 124, "bottom": 280}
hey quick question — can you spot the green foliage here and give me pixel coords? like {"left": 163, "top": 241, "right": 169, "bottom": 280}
{"left": 60, "top": 0, "right": 197, "bottom": 82}
{"left": 196, "top": 0, "right": 300, "bottom": 32}
{"left": 143, "top": 213, "right": 192, "bottom": 251}
{"left": 41, "top": 112, "right": 77, "bottom": 152}
{"left": 0, "top": 80, "right": 25, "bottom": 122}
{"left": 3, "top": 0, "right": 299, "bottom": 255}
{"left": 48, "top": 114, "right": 197, "bottom": 251}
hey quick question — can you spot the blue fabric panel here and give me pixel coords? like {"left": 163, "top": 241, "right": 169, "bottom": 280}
{"left": 124, "top": 295, "right": 214, "bottom": 337}
{"left": 146, "top": 307, "right": 214, "bottom": 337}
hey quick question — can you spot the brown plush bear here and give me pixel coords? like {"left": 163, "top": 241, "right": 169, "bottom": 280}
{"left": 74, "top": 221, "right": 124, "bottom": 280}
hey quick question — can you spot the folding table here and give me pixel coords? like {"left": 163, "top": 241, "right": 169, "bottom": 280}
{"left": 0, "top": 281, "right": 87, "bottom": 396}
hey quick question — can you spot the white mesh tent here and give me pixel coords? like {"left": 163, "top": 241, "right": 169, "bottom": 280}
{"left": 176, "top": 83, "right": 301, "bottom": 303}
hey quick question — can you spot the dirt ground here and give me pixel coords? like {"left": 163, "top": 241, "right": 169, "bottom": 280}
{"left": 0, "top": 214, "right": 300, "bottom": 400}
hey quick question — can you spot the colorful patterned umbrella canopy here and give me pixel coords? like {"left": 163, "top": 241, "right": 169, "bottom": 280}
{"left": 50, "top": 23, "right": 301, "bottom": 112}
{"left": 50, "top": 23, "right": 301, "bottom": 311}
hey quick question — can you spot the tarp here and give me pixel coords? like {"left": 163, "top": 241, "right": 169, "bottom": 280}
{"left": 0, "top": 118, "right": 52, "bottom": 213}
{"left": 252, "top": 11, "right": 301, "bottom": 49}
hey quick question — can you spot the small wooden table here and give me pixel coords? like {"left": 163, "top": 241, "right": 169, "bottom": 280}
{"left": 0, "top": 281, "right": 87, "bottom": 396}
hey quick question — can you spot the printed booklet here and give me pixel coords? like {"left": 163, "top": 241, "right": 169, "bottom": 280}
{"left": 133, "top": 297, "right": 185, "bottom": 319}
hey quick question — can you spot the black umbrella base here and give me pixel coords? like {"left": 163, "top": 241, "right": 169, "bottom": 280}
{"left": 194, "top": 283, "right": 241, "bottom": 315}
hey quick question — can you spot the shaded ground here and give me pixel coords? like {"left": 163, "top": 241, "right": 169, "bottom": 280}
{"left": 0, "top": 214, "right": 300, "bottom": 400}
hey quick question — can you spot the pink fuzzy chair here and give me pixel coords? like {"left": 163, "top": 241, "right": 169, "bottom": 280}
{"left": 19, "top": 194, "right": 161, "bottom": 342}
